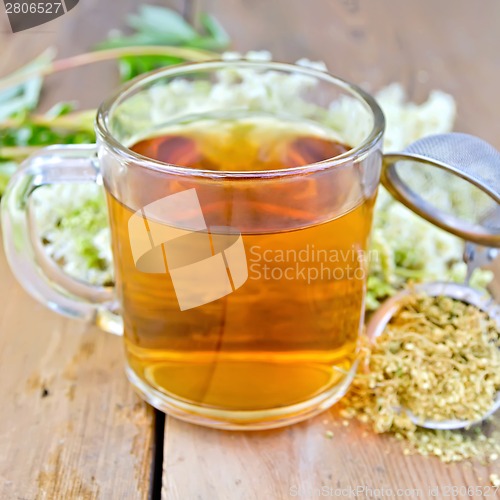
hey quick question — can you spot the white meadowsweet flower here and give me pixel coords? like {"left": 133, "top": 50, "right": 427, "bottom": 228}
{"left": 221, "top": 51, "right": 242, "bottom": 61}
{"left": 376, "top": 83, "right": 456, "bottom": 150}
{"left": 295, "top": 58, "right": 328, "bottom": 72}
{"left": 244, "top": 50, "right": 273, "bottom": 62}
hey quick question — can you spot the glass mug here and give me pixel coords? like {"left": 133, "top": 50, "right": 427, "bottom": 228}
{"left": 2, "top": 61, "right": 384, "bottom": 429}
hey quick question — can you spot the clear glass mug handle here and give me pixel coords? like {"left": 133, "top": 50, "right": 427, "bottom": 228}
{"left": 1, "top": 144, "right": 123, "bottom": 335}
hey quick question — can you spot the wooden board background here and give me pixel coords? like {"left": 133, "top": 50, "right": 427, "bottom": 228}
{"left": 0, "top": 1, "right": 499, "bottom": 499}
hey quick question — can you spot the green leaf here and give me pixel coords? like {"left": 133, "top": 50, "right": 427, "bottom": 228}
{"left": 199, "top": 13, "right": 230, "bottom": 48}
{"left": 44, "top": 101, "right": 76, "bottom": 118}
{"left": 185, "top": 36, "right": 228, "bottom": 51}
{"left": 127, "top": 5, "right": 197, "bottom": 43}
{"left": 96, "top": 5, "right": 230, "bottom": 80}
{"left": 0, "top": 49, "right": 55, "bottom": 121}
{"left": 117, "top": 54, "right": 184, "bottom": 81}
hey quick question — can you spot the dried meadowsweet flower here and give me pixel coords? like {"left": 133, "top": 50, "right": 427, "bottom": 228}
{"left": 341, "top": 293, "right": 500, "bottom": 463}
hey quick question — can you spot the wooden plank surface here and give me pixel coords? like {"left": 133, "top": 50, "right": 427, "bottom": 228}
{"left": 0, "top": 254, "right": 154, "bottom": 499}
{"left": 162, "top": 0, "right": 500, "bottom": 498}
{"left": 0, "top": 2, "right": 156, "bottom": 499}
{"left": 1, "top": 0, "right": 500, "bottom": 499}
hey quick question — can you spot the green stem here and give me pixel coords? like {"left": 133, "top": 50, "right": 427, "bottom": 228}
{"left": 0, "top": 46, "right": 217, "bottom": 93}
{"left": 0, "top": 110, "right": 96, "bottom": 131}
{"left": 0, "top": 146, "right": 44, "bottom": 158}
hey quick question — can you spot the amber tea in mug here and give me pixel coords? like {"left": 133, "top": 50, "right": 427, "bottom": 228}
{"left": 2, "top": 62, "right": 385, "bottom": 429}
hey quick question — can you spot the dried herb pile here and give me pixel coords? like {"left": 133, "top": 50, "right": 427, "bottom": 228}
{"left": 341, "top": 293, "right": 500, "bottom": 463}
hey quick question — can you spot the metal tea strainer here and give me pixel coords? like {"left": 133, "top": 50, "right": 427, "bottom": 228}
{"left": 367, "top": 132, "right": 500, "bottom": 430}
{"left": 382, "top": 132, "right": 500, "bottom": 246}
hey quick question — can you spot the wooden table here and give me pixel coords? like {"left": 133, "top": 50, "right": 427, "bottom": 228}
{"left": 1, "top": 1, "right": 499, "bottom": 498}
